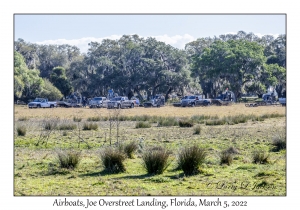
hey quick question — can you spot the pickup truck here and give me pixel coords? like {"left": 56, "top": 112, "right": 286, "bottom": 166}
{"left": 107, "top": 97, "right": 135, "bottom": 109}
{"left": 28, "top": 98, "right": 57, "bottom": 108}
{"left": 180, "top": 95, "right": 202, "bottom": 107}
{"left": 89, "top": 97, "right": 109, "bottom": 108}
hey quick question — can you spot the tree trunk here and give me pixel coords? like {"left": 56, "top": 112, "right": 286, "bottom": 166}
{"left": 165, "top": 87, "right": 173, "bottom": 102}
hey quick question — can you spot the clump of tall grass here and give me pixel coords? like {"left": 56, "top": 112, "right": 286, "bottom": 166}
{"left": 220, "top": 150, "right": 234, "bottom": 166}
{"left": 193, "top": 125, "right": 201, "bottom": 135}
{"left": 58, "top": 123, "right": 77, "bottom": 130}
{"left": 205, "top": 119, "right": 226, "bottom": 126}
{"left": 253, "top": 150, "right": 270, "bottom": 164}
{"left": 135, "top": 121, "right": 151, "bottom": 128}
{"left": 100, "top": 147, "right": 126, "bottom": 173}
{"left": 142, "top": 146, "right": 171, "bottom": 175}
{"left": 44, "top": 121, "right": 58, "bottom": 130}
{"left": 82, "top": 122, "right": 98, "bottom": 130}
{"left": 87, "top": 116, "right": 101, "bottom": 122}
{"left": 18, "top": 116, "right": 29, "bottom": 121}
{"left": 123, "top": 141, "right": 139, "bottom": 158}
{"left": 177, "top": 145, "right": 207, "bottom": 176}
{"left": 16, "top": 125, "right": 26, "bottom": 136}
{"left": 271, "top": 134, "right": 286, "bottom": 152}
{"left": 157, "top": 117, "right": 178, "bottom": 127}
{"left": 178, "top": 119, "right": 194, "bottom": 127}
{"left": 56, "top": 149, "right": 81, "bottom": 169}
{"left": 73, "top": 116, "right": 82, "bottom": 122}
{"left": 191, "top": 115, "right": 218, "bottom": 124}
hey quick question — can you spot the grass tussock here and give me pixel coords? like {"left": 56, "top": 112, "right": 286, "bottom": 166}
{"left": 87, "top": 116, "right": 101, "bottom": 122}
{"left": 205, "top": 119, "right": 226, "bottom": 126}
{"left": 193, "top": 125, "right": 201, "bottom": 135}
{"left": 73, "top": 116, "right": 82, "bottom": 122}
{"left": 157, "top": 117, "right": 178, "bottom": 127}
{"left": 82, "top": 122, "right": 98, "bottom": 130}
{"left": 16, "top": 125, "right": 26, "bottom": 136}
{"left": 18, "top": 116, "right": 29, "bottom": 121}
{"left": 271, "top": 134, "right": 286, "bottom": 152}
{"left": 177, "top": 145, "right": 207, "bottom": 176}
{"left": 123, "top": 141, "right": 139, "bottom": 158}
{"left": 100, "top": 147, "right": 126, "bottom": 173}
{"left": 56, "top": 149, "right": 81, "bottom": 169}
{"left": 220, "top": 150, "right": 233, "bottom": 166}
{"left": 58, "top": 123, "right": 77, "bottom": 130}
{"left": 142, "top": 146, "right": 171, "bottom": 175}
{"left": 253, "top": 150, "right": 270, "bottom": 164}
{"left": 135, "top": 121, "right": 151, "bottom": 128}
{"left": 178, "top": 119, "right": 194, "bottom": 127}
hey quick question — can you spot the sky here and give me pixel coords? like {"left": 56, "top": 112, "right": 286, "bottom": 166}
{"left": 14, "top": 14, "right": 286, "bottom": 53}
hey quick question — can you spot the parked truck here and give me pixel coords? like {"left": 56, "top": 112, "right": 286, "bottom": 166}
{"left": 107, "top": 97, "right": 135, "bottom": 109}
{"left": 28, "top": 98, "right": 57, "bottom": 108}
{"left": 89, "top": 97, "right": 109, "bottom": 108}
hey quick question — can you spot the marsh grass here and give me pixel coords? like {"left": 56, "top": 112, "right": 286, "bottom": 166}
{"left": 58, "top": 123, "right": 77, "bottom": 130}
{"left": 177, "top": 145, "right": 207, "bottom": 176}
{"left": 56, "top": 149, "right": 81, "bottom": 169}
{"left": 193, "top": 125, "right": 201, "bottom": 135}
{"left": 82, "top": 122, "right": 98, "bottom": 130}
{"left": 271, "top": 134, "right": 286, "bottom": 152}
{"left": 16, "top": 125, "right": 26, "bottom": 136}
{"left": 122, "top": 141, "right": 139, "bottom": 158}
{"left": 100, "top": 147, "right": 126, "bottom": 173}
{"left": 135, "top": 121, "right": 151, "bottom": 129}
{"left": 73, "top": 116, "right": 82, "bottom": 122}
{"left": 253, "top": 150, "right": 270, "bottom": 164}
{"left": 142, "top": 146, "right": 171, "bottom": 175}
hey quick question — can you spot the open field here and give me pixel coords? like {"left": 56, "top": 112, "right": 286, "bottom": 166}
{"left": 14, "top": 104, "right": 286, "bottom": 196}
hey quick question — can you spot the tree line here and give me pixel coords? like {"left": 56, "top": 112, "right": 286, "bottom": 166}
{"left": 14, "top": 31, "right": 286, "bottom": 102}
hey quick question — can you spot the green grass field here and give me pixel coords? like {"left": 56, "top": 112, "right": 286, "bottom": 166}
{"left": 14, "top": 104, "right": 286, "bottom": 196}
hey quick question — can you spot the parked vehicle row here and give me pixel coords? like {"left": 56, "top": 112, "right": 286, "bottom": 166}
{"left": 28, "top": 98, "right": 57, "bottom": 108}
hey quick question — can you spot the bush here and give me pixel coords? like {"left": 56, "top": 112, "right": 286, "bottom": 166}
{"left": 135, "top": 121, "right": 151, "bottom": 128}
{"left": 83, "top": 122, "right": 98, "bottom": 130}
{"left": 16, "top": 125, "right": 26, "bottom": 136}
{"left": 220, "top": 150, "right": 233, "bottom": 166}
{"left": 56, "top": 149, "right": 81, "bottom": 169}
{"left": 87, "top": 116, "right": 101, "bottom": 122}
{"left": 177, "top": 145, "right": 207, "bottom": 176}
{"left": 179, "top": 119, "right": 194, "bottom": 127}
{"left": 73, "top": 116, "right": 82, "bottom": 122}
{"left": 142, "top": 147, "right": 171, "bottom": 175}
{"left": 100, "top": 147, "right": 126, "bottom": 173}
{"left": 224, "top": 146, "right": 240, "bottom": 155}
{"left": 193, "top": 125, "right": 201, "bottom": 135}
{"left": 253, "top": 150, "right": 270, "bottom": 164}
{"left": 58, "top": 123, "right": 77, "bottom": 130}
{"left": 272, "top": 135, "right": 286, "bottom": 151}
{"left": 123, "top": 141, "right": 139, "bottom": 158}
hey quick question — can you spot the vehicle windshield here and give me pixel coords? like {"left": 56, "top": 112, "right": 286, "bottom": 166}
{"left": 183, "top": 96, "right": 195, "bottom": 99}
{"left": 110, "top": 97, "right": 122, "bottom": 101}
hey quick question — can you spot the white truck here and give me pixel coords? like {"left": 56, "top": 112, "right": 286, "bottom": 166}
{"left": 28, "top": 98, "right": 57, "bottom": 108}
{"left": 89, "top": 97, "right": 109, "bottom": 108}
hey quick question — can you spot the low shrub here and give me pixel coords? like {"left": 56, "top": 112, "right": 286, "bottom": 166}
{"left": 56, "top": 149, "right": 81, "bottom": 169}
{"left": 123, "top": 141, "right": 139, "bottom": 158}
{"left": 142, "top": 146, "right": 171, "bottom": 175}
{"left": 177, "top": 145, "right": 207, "bottom": 176}
{"left": 135, "top": 121, "right": 151, "bottom": 128}
{"left": 193, "top": 125, "right": 201, "bottom": 135}
{"left": 16, "top": 125, "right": 26, "bottom": 136}
{"left": 253, "top": 150, "right": 270, "bottom": 164}
{"left": 44, "top": 121, "right": 58, "bottom": 130}
{"left": 82, "top": 122, "right": 98, "bottom": 130}
{"left": 100, "top": 147, "right": 126, "bottom": 173}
